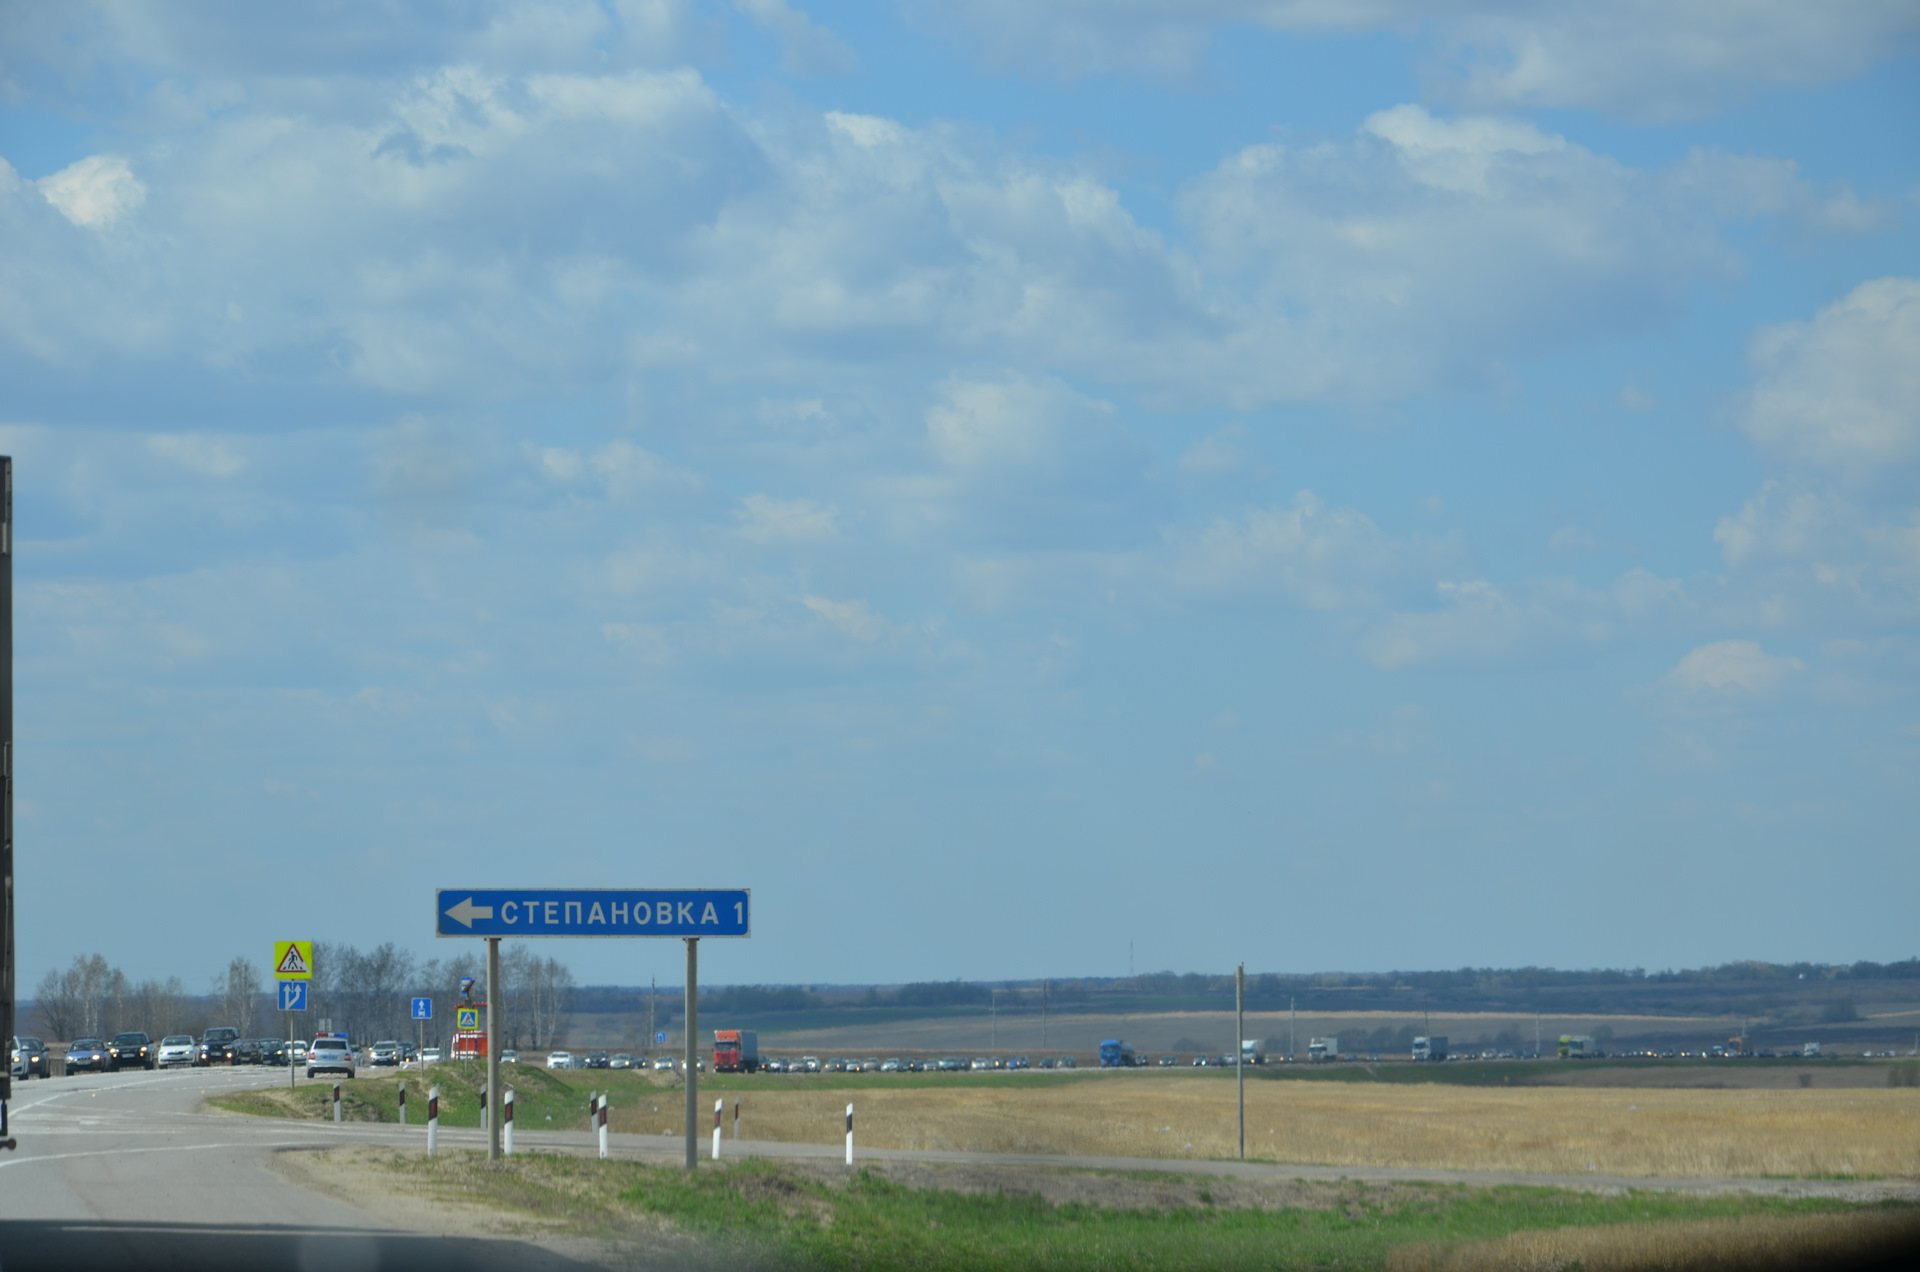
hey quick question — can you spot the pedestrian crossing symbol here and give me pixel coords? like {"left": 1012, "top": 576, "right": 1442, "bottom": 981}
{"left": 274, "top": 941, "right": 313, "bottom": 979}
{"left": 456, "top": 1007, "right": 480, "bottom": 1031}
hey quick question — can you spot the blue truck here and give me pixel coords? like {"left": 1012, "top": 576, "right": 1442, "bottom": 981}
{"left": 1099, "top": 1040, "right": 1136, "bottom": 1067}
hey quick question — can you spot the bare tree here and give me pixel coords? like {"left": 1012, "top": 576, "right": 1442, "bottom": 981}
{"left": 534, "top": 957, "right": 575, "bottom": 1047}
{"left": 219, "top": 956, "right": 262, "bottom": 1036}
{"left": 41, "top": 954, "right": 124, "bottom": 1039}
{"left": 33, "top": 966, "right": 77, "bottom": 1040}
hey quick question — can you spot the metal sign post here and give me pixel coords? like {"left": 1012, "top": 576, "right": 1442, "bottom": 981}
{"left": 435, "top": 887, "right": 750, "bottom": 1171}
{"left": 486, "top": 936, "right": 501, "bottom": 1161}
{"left": 277, "top": 949, "right": 309, "bottom": 1092}
{"left": 0, "top": 459, "right": 13, "bottom": 1153}
{"left": 684, "top": 937, "right": 698, "bottom": 1170}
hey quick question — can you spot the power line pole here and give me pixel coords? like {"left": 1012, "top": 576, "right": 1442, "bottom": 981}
{"left": 1235, "top": 964, "right": 1245, "bottom": 1160}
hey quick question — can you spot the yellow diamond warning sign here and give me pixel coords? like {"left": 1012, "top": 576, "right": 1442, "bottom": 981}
{"left": 273, "top": 941, "right": 313, "bottom": 980}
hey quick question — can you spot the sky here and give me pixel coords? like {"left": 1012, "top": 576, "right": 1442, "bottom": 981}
{"left": 2, "top": 1, "right": 1917, "bottom": 995}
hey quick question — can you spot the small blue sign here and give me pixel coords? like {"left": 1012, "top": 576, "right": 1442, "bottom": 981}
{"left": 411, "top": 997, "right": 433, "bottom": 1020}
{"left": 279, "top": 981, "right": 307, "bottom": 1012}
{"left": 436, "top": 889, "right": 751, "bottom": 938}
{"left": 656, "top": 1031, "right": 667, "bottom": 1044}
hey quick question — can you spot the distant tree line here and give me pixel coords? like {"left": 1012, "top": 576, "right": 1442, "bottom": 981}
{"left": 309, "top": 941, "right": 576, "bottom": 1047}
{"left": 28, "top": 945, "right": 578, "bottom": 1046}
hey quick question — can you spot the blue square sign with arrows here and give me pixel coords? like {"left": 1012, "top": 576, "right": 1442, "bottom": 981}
{"left": 412, "top": 997, "right": 432, "bottom": 1020}
{"left": 279, "top": 981, "right": 307, "bottom": 1012}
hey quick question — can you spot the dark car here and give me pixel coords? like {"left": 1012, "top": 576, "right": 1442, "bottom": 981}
{"left": 230, "top": 1038, "right": 265, "bottom": 1065}
{"left": 584, "top": 1051, "right": 611, "bottom": 1069}
{"left": 199, "top": 1027, "right": 241, "bottom": 1066}
{"left": 64, "top": 1038, "right": 110, "bottom": 1075}
{"left": 258, "top": 1039, "right": 289, "bottom": 1066}
{"left": 11, "top": 1036, "right": 50, "bottom": 1080}
{"left": 108, "top": 1032, "right": 155, "bottom": 1071}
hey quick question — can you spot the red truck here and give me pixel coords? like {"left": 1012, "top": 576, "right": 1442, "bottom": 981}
{"left": 713, "top": 1029, "right": 759, "bottom": 1073}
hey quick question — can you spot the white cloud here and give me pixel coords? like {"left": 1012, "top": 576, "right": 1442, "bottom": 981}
{"left": 1738, "top": 278, "right": 1920, "bottom": 472}
{"left": 734, "top": 0, "right": 856, "bottom": 75}
{"left": 802, "top": 595, "right": 887, "bottom": 643}
{"left": 1163, "top": 493, "right": 1409, "bottom": 611}
{"left": 737, "top": 494, "right": 838, "bottom": 543}
{"left": 146, "top": 434, "right": 246, "bottom": 478}
{"left": 1713, "top": 481, "right": 1830, "bottom": 567}
{"left": 915, "top": 1, "right": 1920, "bottom": 119}
{"left": 1178, "top": 432, "right": 1245, "bottom": 476}
{"left": 1669, "top": 640, "right": 1803, "bottom": 693}
{"left": 37, "top": 155, "right": 146, "bottom": 229}
{"left": 926, "top": 374, "right": 1118, "bottom": 472}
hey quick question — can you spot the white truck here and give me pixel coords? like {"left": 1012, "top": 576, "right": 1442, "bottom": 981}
{"left": 1412, "top": 1035, "right": 1448, "bottom": 1062}
{"left": 1240, "top": 1039, "right": 1267, "bottom": 1066}
{"left": 1308, "top": 1036, "right": 1338, "bottom": 1063}
{"left": 1803, "top": 1042, "right": 1822, "bottom": 1058}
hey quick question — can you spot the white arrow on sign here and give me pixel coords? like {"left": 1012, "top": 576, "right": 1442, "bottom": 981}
{"left": 443, "top": 897, "right": 495, "bottom": 928}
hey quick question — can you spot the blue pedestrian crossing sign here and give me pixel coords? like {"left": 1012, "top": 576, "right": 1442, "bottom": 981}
{"left": 279, "top": 981, "right": 307, "bottom": 1012}
{"left": 411, "top": 997, "right": 432, "bottom": 1020}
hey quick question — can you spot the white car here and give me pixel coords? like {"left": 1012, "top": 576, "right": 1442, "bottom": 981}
{"left": 306, "top": 1037, "right": 355, "bottom": 1079}
{"left": 156, "top": 1035, "right": 198, "bottom": 1068}
{"left": 652, "top": 1056, "right": 674, "bottom": 1072}
{"left": 290, "top": 1041, "right": 309, "bottom": 1062}
{"left": 420, "top": 1047, "right": 442, "bottom": 1064}
{"left": 546, "top": 1051, "right": 573, "bottom": 1069}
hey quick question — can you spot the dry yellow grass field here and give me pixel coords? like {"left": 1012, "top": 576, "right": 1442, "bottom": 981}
{"left": 613, "top": 1078, "right": 1920, "bottom": 1178}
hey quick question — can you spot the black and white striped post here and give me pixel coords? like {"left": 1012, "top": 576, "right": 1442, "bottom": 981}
{"left": 332, "top": 1082, "right": 341, "bottom": 1124}
{"left": 597, "top": 1092, "right": 610, "bottom": 1160}
{"left": 711, "top": 1097, "right": 722, "bottom": 1160}
{"left": 504, "top": 1086, "right": 514, "bottom": 1156}
{"left": 844, "top": 1103, "right": 854, "bottom": 1166}
{"left": 427, "top": 1085, "right": 439, "bottom": 1157}
{"left": 399, "top": 1081, "right": 406, "bottom": 1127}
{"left": 733, "top": 1098, "right": 740, "bottom": 1141}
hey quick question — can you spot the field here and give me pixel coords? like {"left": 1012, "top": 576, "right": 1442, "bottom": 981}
{"left": 632, "top": 1073, "right": 1920, "bottom": 1179}
{"left": 282, "top": 1146, "right": 1920, "bottom": 1272}
{"left": 221, "top": 1063, "right": 1920, "bottom": 1180}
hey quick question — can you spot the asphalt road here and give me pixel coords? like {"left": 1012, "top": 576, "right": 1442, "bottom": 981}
{"left": 3, "top": 1063, "right": 1914, "bottom": 1271}
{"left": 0, "top": 1066, "right": 606, "bottom": 1272}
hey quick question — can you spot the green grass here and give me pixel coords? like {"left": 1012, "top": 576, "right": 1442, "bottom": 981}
{"left": 370, "top": 1150, "right": 1915, "bottom": 1272}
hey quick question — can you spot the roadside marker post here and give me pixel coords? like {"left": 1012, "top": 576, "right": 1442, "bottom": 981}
{"left": 598, "top": 1093, "right": 609, "bottom": 1160}
{"left": 712, "top": 1097, "right": 722, "bottom": 1160}
{"left": 333, "top": 1082, "right": 341, "bottom": 1124}
{"left": 427, "top": 1086, "right": 439, "bottom": 1157}
{"left": 844, "top": 1104, "right": 854, "bottom": 1167}
{"left": 399, "top": 1082, "right": 406, "bottom": 1126}
{"left": 435, "top": 886, "right": 750, "bottom": 1171}
{"left": 504, "top": 1087, "right": 514, "bottom": 1156}
{"left": 733, "top": 1098, "right": 740, "bottom": 1141}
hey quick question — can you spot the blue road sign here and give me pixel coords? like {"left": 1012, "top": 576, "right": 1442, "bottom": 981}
{"left": 656, "top": 1032, "right": 667, "bottom": 1044}
{"left": 436, "top": 889, "right": 751, "bottom": 938}
{"left": 279, "top": 981, "right": 307, "bottom": 1012}
{"left": 412, "top": 997, "right": 432, "bottom": 1020}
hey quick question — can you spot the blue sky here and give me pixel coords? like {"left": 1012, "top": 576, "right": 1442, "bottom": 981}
{"left": 3, "top": 1, "right": 1917, "bottom": 993}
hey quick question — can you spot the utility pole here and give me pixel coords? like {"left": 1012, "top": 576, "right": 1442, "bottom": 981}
{"left": 1235, "top": 964, "right": 1245, "bottom": 1160}
{"left": 991, "top": 989, "right": 998, "bottom": 1050}
{"left": 1041, "top": 979, "right": 1048, "bottom": 1051}
{"left": 1290, "top": 997, "right": 1297, "bottom": 1061}
{"left": 649, "top": 976, "right": 656, "bottom": 1059}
